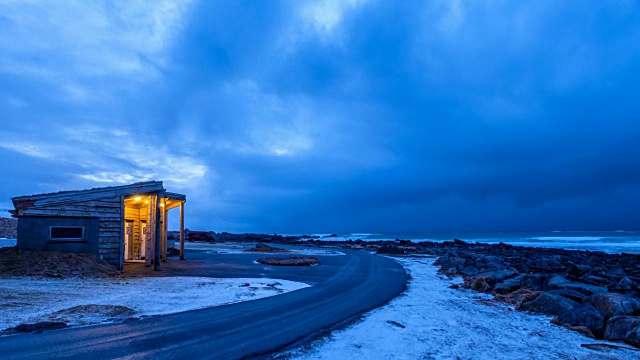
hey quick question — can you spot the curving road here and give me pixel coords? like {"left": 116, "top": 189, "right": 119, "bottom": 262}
{"left": 0, "top": 248, "right": 406, "bottom": 360}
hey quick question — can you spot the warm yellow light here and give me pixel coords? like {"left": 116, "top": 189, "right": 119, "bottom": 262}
{"left": 160, "top": 203, "right": 165, "bottom": 207}
{"left": 144, "top": 200, "right": 149, "bottom": 204}
{"left": 134, "top": 197, "right": 142, "bottom": 201}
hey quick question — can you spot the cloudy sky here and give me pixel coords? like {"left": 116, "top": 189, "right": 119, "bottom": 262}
{"left": 1, "top": 1, "right": 639, "bottom": 233}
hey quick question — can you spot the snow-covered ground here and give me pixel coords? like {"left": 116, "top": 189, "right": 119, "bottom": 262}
{"left": 281, "top": 258, "right": 637, "bottom": 360}
{"left": 185, "top": 242, "right": 345, "bottom": 256}
{"left": 0, "top": 276, "right": 309, "bottom": 330}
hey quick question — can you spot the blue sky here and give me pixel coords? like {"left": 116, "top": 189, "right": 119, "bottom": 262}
{"left": 1, "top": 1, "right": 639, "bottom": 233}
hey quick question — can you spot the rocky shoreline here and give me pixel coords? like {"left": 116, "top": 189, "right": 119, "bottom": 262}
{"left": 204, "top": 233, "right": 640, "bottom": 348}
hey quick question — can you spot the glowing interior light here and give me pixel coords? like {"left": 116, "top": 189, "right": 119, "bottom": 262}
{"left": 161, "top": 203, "right": 165, "bottom": 207}
{"left": 144, "top": 200, "right": 149, "bottom": 204}
{"left": 134, "top": 197, "right": 142, "bottom": 201}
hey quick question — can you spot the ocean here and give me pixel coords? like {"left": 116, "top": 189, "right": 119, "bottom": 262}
{"left": 304, "top": 231, "right": 640, "bottom": 254}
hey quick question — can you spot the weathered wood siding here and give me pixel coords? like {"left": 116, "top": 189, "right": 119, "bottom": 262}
{"left": 21, "top": 196, "right": 123, "bottom": 268}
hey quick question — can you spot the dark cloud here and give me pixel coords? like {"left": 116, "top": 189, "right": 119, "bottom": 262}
{"left": 1, "top": 1, "right": 639, "bottom": 233}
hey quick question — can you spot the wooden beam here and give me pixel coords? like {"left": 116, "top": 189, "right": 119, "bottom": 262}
{"left": 179, "top": 201, "right": 185, "bottom": 260}
{"left": 154, "top": 191, "right": 162, "bottom": 271}
{"left": 145, "top": 196, "right": 153, "bottom": 267}
{"left": 161, "top": 204, "right": 168, "bottom": 262}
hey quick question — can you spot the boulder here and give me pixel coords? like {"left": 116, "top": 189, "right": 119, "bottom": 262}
{"left": 587, "top": 293, "right": 640, "bottom": 320}
{"left": 626, "top": 326, "right": 640, "bottom": 347}
{"left": 547, "top": 289, "right": 587, "bottom": 303}
{"left": 517, "top": 274, "right": 549, "bottom": 291}
{"left": 376, "top": 245, "right": 405, "bottom": 255}
{"left": 557, "top": 282, "right": 608, "bottom": 296}
{"left": 554, "top": 303, "right": 605, "bottom": 338}
{"left": 474, "top": 255, "right": 505, "bottom": 272}
{"left": 470, "top": 277, "right": 492, "bottom": 293}
{"left": 477, "top": 269, "right": 519, "bottom": 284}
{"left": 494, "top": 277, "right": 522, "bottom": 295}
{"left": 604, "top": 315, "right": 640, "bottom": 341}
{"left": 547, "top": 275, "right": 570, "bottom": 289}
{"left": 515, "top": 291, "right": 542, "bottom": 310}
{"left": 519, "top": 292, "right": 579, "bottom": 316}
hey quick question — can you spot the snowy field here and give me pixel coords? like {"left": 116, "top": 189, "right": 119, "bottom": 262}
{"left": 281, "top": 258, "right": 638, "bottom": 360}
{"left": 0, "top": 276, "right": 309, "bottom": 330}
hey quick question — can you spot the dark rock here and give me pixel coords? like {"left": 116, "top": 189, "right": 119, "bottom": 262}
{"left": 470, "top": 277, "right": 492, "bottom": 293}
{"left": 626, "top": 326, "right": 640, "bottom": 347}
{"left": 453, "top": 238, "right": 467, "bottom": 245}
{"left": 494, "top": 277, "right": 522, "bottom": 295}
{"left": 515, "top": 291, "right": 542, "bottom": 310}
{"left": 517, "top": 274, "right": 549, "bottom": 291}
{"left": 554, "top": 303, "right": 605, "bottom": 338}
{"left": 604, "top": 315, "right": 640, "bottom": 341}
{"left": 482, "top": 269, "right": 518, "bottom": 282}
{"left": 474, "top": 256, "right": 506, "bottom": 272}
{"left": 376, "top": 245, "right": 405, "bottom": 255}
{"left": 244, "top": 244, "right": 290, "bottom": 253}
{"left": 257, "top": 256, "right": 320, "bottom": 266}
{"left": 587, "top": 293, "right": 640, "bottom": 320}
{"left": 547, "top": 275, "right": 570, "bottom": 289}
{"left": 520, "top": 292, "right": 579, "bottom": 316}
{"left": 557, "top": 282, "right": 608, "bottom": 296}
{"left": 547, "top": 289, "right": 587, "bottom": 303}
{"left": 12, "top": 321, "right": 67, "bottom": 333}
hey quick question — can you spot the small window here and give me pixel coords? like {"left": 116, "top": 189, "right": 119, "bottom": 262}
{"left": 50, "top": 226, "right": 85, "bottom": 241}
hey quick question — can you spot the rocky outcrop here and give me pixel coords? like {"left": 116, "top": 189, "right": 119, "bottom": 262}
{"left": 257, "top": 256, "right": 320, "bottom": 266}
{"left": 243, "top": 244, "right": 291, "bottom": 253}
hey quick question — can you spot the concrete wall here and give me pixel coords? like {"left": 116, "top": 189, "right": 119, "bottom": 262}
{"left": 17, "top": 216, "right": 100, "bottom": 254}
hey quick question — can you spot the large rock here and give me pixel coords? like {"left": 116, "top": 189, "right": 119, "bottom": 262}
{"left": 604, "top": 315, "right": 640, "bottom": 341}
{"left": 554, "top": 303, "right": 605, "bottom": 338}
{"left": 473, "top": 255, "right": 505, "bottom": 272}
{"left": 587, "top": 293, "right": 640, "bottom": 320}
{"left": 376, "top": 245, "right": 405, "bottom": 255}
{"left": 547, "top": 275, "right": 570, "bottom": 289}
{"left": 558, "top": 282, "right": 608, "bottom": 296}
{"left": 494, "top": 277, "right": 522, "bottom": 295}
{"left": 547, "top": 289, "right": 587, "bottom": 303}
{"left": 517, "top": 274, "right": 549, "bottom": 291}
{"left": 520, "top": 292, "right": 579, "bottom": 316}
{"left": 626, "top": 326, "right": 640, "bottom": 347}
{"left": 478, "top": 269, "right": 519, "bottom": 284}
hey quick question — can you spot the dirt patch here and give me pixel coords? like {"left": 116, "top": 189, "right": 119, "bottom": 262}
{"left": 244, "top": 244, "right": 291, "bottom": 253}
{"left": 0, "top": 247, "right": 121, "bottom": 279}
{"left": 257, "top": 256, "right": 320, "bottom": 266}
{"left": 49, "top": 304, "right": 136, "bottom": 325}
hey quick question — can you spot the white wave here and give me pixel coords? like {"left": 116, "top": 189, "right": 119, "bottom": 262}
{"left": 530, "top": 236, "right": 604, "bottom": 241}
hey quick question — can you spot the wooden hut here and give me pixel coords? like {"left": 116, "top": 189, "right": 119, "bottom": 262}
{"left": 10, "top": 181, "right": 186, "bottom": 271}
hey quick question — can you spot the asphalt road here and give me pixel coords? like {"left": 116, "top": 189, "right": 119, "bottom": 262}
{"left": 0, "top": 248, "right": 406, "bottom": 360}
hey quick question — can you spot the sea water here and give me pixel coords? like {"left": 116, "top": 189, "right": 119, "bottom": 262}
{"left": 305, "top": 231, "right": 640, "bottom": 254}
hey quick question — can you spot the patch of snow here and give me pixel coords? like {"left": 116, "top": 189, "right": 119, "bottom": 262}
{"left": 282, "top": 258, "right": 635, "bottom": 360}
{"left": 0, "top": 277, "right": 309, "bottom": 330}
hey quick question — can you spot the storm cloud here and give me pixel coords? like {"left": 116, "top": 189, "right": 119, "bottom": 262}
{"left": 1, "top": 1, "right": 639, "bottom": 233}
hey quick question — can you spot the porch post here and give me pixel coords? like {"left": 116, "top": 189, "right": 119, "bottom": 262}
{"left": 162, "top": 205, "right": 168, "bottom": 262}
{"left": 154, "top": 192, "right": 162, "bottom": 271}
{"left": 145, "top": 196, "right": 153, "bottom": 267}
{"left": 179, "top": 201, "right": 185, "bottom": 260}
